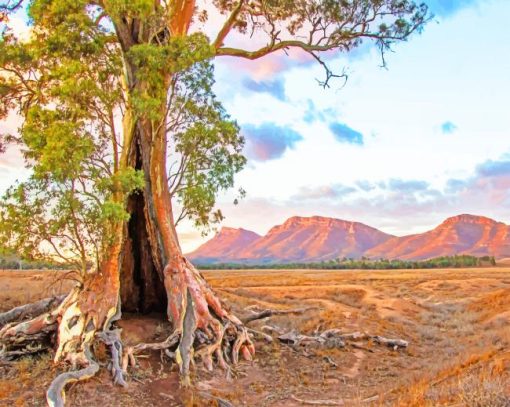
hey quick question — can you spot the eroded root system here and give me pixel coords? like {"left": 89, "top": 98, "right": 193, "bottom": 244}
{"left": 0, "top": 282, "right": 409, "bottom": 407}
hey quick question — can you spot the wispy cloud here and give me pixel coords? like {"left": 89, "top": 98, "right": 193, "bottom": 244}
{"left": 293, "top": 184, "right": 357, "bottom": 200}
{"left": 242, "top": 78, "right": 286, "bottom": 101}
{"left": 476, "top": 159, "right": 510, "bottom": 177}
{"left": 355, "top": 180, "right": 376, "bottom": 192}
{"left": 303, "top": 99, "right": 337, "bottom": 124}
{"left": 441, "top": 121, "right": 458, "bottom": 134}
{"left": 242, "top": 123, "right": 303, "bottom": 162}
{"left": 385, "top": 179, "right": 430, "bottom": 192}
{"left": 329, "top": 122, "right": 364, "bottom": 145}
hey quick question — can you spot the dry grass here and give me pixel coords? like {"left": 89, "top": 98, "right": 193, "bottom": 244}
{"left": 1, "top": 267, "right": 510, "bottom": 406}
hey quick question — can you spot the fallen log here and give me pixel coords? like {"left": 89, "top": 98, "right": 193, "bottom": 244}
{"left": 243, "top": 310, "right": 408, "bottom": 351}
{"left": 0, "top": 295, "right": 66, "bottom": 327}
{"left": 277, "top": 329, "right": 408, "bottom": 350}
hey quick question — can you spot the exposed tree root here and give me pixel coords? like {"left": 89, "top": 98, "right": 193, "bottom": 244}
{"left": 0, "top": 295, "right": 66, "bottom": 327}
{"left": 247, "top": 327, "right": 273, "bottom": 343}
{"left": 0, "top": 276, "right": 407, "bottom": 407}
{"left": 0, "top": 259, "right": 256, "bottom": 404}
{"left": 97, "top": 296, "right": 127, "bottom": 387}
{"left": 46, "top": 345, "right": 99, "bottom": 407}
{"left": 242, "top": 306, "right": 409, "bottom": 352}
{"left": 162, "top": 257, "right": 255, "bottom": 383}
{"left": 0, "top": 291, "right": 75, "bottom": 360}
{"left": 124, "top": 331, "right": 180, "bottom": 371}
{"left": 0, "top": 263, "right": 127, "bottom": 406}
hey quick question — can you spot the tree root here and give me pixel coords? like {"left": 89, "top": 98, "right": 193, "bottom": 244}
{"left": 1, "top": 259, "right": 256, "bottom": 404}
{"left": 242, "top": 306, "right": 408, "bottom": 351}
{"left": 0, "top": 278, "right": 407, "bottom": 407}
{"left": 46, "top": 345, "right": 99, "bottom": 407}
{"left": 0, "top": 284, "right": 128, "bottom": 406}
{"left": 124, "top": 331, "right": 180, "bottom": 371}
{"left": 0, "top": 295, "right": 66, "bottom": 327}
{"left": 247, "top": 327, "right": 273, "bottom": 343}
{"left": 0, "top": 292, "right": 73, "bottom": 360}
{"left": 97, "top": 295, "right": 127, "bottom": 387}
{"left": 163, "top": 258, "right": 255, "bottom": 383}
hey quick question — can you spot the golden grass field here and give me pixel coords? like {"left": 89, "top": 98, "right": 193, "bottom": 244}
{"left": 1, "top": 267, "right": 509, "bottom": 406}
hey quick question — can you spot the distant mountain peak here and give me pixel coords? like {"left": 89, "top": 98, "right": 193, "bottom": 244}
{"left": 187, "top": 227, "right": 261, "bottom": 263}
{"left": 441, "top": 214, "right": 499, "bottom": 226}
{"left": 366, "top": 214, "right": 510, "bottom": 260}
{"left": 189, "top": 215, "right": 393, "bottom": 264}
{"left": 218, "top": 226, "right": 255, "bottom": 234}
{"left": 284, "top": 215, "right": 351, "bottom": 224}
{"left": 187, "top": 214, "right": 510, "bottom": 265}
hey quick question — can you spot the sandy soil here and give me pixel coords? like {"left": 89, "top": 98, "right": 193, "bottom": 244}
{"left": 1, "top": 267, "right": 509, "bottom": 406}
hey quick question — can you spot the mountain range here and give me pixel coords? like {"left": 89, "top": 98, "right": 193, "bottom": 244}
{"left": 187, "top": 214, "right": 510, "bottom": 264}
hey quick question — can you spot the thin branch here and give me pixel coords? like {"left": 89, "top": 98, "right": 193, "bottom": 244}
{"left": 213, "top": 0, "right": 246, "bottom": 49}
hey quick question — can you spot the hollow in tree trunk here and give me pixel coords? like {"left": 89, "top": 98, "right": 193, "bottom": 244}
{"left": 120, "top": 118, "right": 254, "bottom": 382}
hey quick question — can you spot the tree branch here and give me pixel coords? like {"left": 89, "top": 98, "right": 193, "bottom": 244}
{"left": 213, "top": 0, "right": 246, "bottom": 49}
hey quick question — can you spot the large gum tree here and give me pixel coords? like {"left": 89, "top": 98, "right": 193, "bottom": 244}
{"left": 0, "top": 0, "right": 428, "bottom": 405}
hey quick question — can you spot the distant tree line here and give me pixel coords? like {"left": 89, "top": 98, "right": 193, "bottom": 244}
{"left": 0, "top": 247, "right": 67, "bottom": 270}
{"left": 196, "top": 255, "right": 497, "bottom": 270}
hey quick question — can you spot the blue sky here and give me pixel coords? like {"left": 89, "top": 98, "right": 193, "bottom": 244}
{"left": 1, "top": 0, "right": 510, "bottom": 252}
{"left": 185, "top": 0, "right": 510, "bottom": 251}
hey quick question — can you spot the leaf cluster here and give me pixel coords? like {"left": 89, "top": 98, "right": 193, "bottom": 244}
{"left": 168, "top": 61, "right": 246, "bottom": 231}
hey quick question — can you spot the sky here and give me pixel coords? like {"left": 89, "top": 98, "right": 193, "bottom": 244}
{"left": 1, "top": 0, "right": 510, "bottom": 253}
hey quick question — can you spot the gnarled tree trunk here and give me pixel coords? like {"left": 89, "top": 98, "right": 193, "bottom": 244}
{"left": 120, "top": 113, "right": 254, "bottom": 383}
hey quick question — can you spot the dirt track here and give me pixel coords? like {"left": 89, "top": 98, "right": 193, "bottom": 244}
{"left": 1, "top": 268, "right": 510, "bottom": 406}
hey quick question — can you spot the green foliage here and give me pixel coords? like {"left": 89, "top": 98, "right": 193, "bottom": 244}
{"left": 196, "top": 255, "right": 497, "bottom": 270}
{"left": 0, "top": 0, "right": 130, "bottom": 271}
{"left": 128, "top": 34, "right": 214, "bottom": 121}
{"left": 98, "top": 168, "right": 145, "bottom": 194}
{"left": 0, "top": 2, "right": 245, "bottom": 267}
{"left": 23, "top": 107, "right": 95, "bottom": 181}
{"left": 104, "top": 0, "right": 155, "bottom": 19}
{"left": 168, "top": 61, "right": 246, "bottom": 231}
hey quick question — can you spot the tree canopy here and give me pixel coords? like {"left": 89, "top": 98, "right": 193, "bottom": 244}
{"left": 0, "top": 8, "right": 246, "bottom": 269}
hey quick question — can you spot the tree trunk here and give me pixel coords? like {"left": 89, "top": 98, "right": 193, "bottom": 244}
{"left": 120, "top": 115, "right": 254, "bottom": 383}
{"left": 119, "top": 140, "right": 166, "bottom": 314}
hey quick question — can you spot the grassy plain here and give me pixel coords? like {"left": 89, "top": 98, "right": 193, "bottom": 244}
{"left": 1, "top": 267, "right": 509, "bottom": 406}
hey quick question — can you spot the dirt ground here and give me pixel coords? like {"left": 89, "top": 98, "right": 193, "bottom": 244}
{"left": 1, "top": 267, "right": 510, "bottom": 406}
